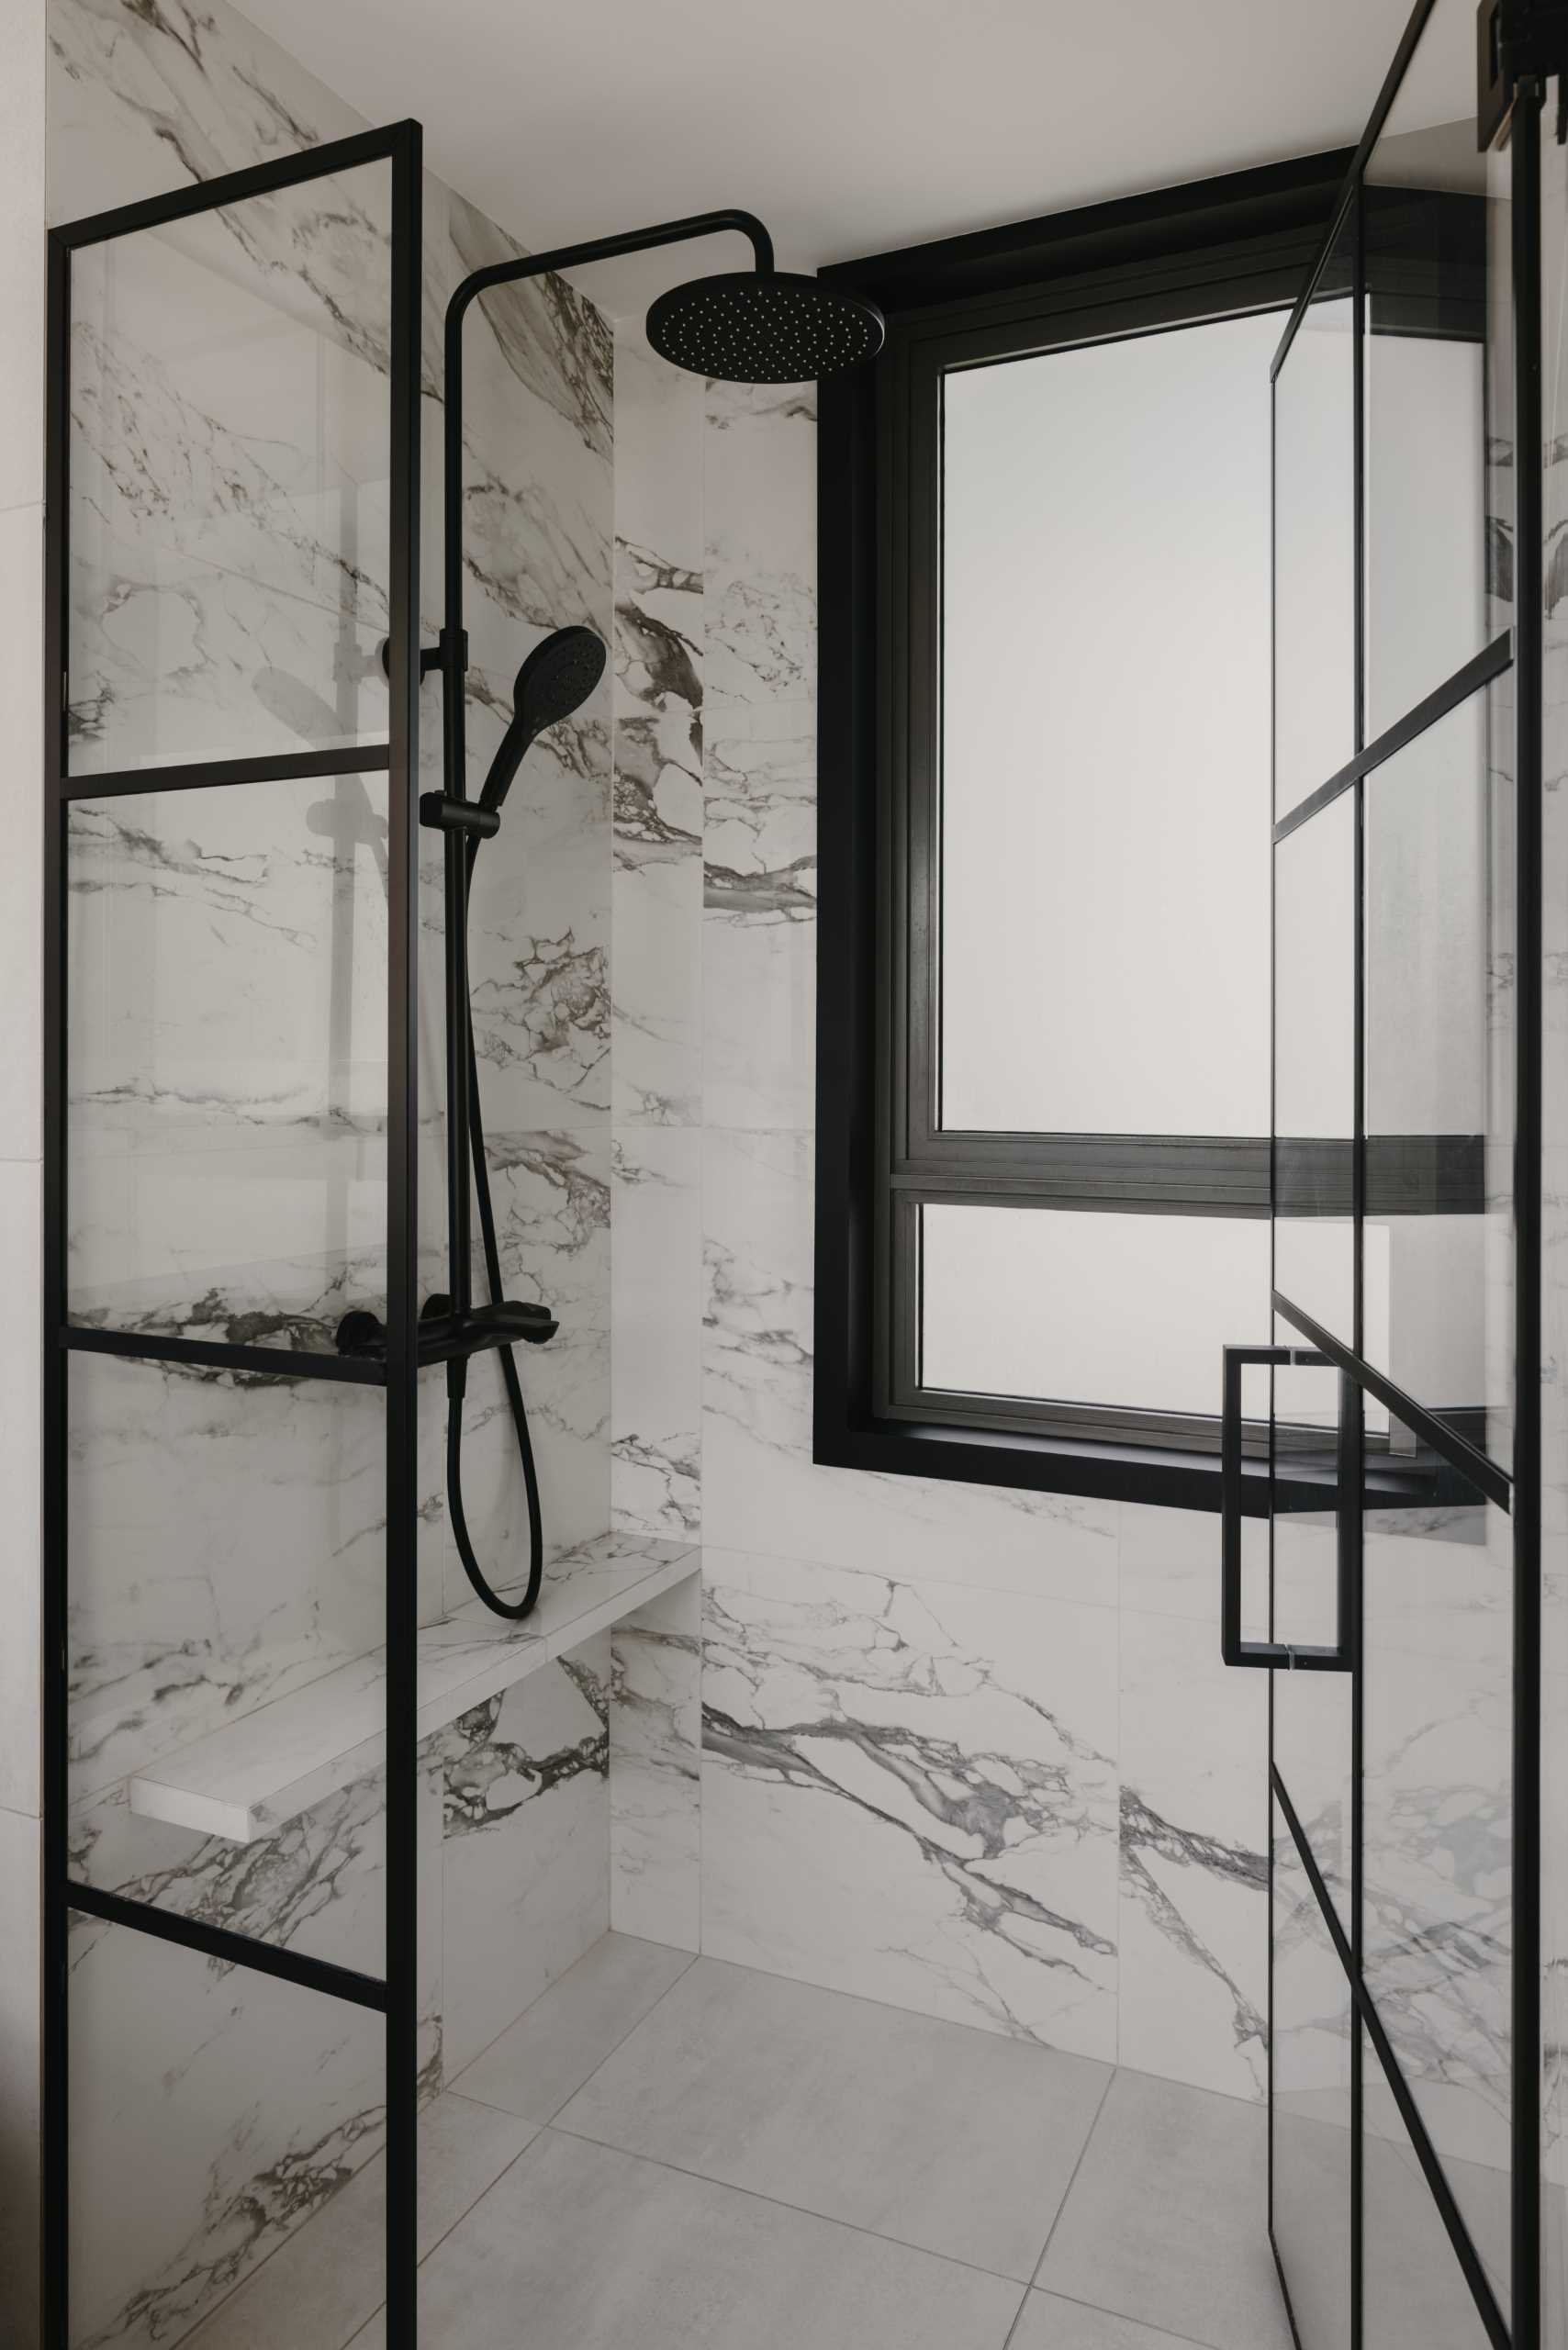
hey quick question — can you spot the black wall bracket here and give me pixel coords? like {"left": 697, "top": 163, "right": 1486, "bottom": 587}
{"left": 1479, "top": 0, "right": 1568, "bottom": 148}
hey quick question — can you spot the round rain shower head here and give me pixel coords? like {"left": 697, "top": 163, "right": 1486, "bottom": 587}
{"left": 645, "top": 270, "right": 884, "bottom": 385}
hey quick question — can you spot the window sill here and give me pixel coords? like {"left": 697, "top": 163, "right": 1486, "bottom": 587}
{"left": 812, "top": 1408, "right": 1280, "bottom": 1516}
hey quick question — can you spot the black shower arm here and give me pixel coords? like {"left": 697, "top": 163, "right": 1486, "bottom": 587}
{"left": 439, "top": 206, "right": 773, "bottom": 792}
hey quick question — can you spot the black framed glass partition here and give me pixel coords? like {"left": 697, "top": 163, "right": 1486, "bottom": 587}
{"left": 1238, "top": 0, "right": 1545, "bottom": 2344}
{"left": 43, "top": 122, "right": 424, "bottom": 2349}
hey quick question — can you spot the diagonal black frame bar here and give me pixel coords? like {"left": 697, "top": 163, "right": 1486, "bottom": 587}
{"left": 1272, "top": 1289, "right": 1512, "bottom": 1515}
{"left": 1272, "top": 628, "right": 1513, "bottom": 844}
{"left": 1273, "top": 1769, "right": 1511, "bottom": 2350}
{"left": 43, "top": 117, "right": 424, "bottom": 2350}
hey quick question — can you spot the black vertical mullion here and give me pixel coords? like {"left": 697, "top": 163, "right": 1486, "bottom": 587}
{"left": 1350, "top": 167, "right": 1367, "bottom": 2350}
{"left": 384, "top": 122, "right": 422, "bottom": 2350}
{"left": 41, "top": 224, "right": 71, "bottom": 2350}
{"left": 1510, "top": 77, "right": 1544, "bottom": 2350}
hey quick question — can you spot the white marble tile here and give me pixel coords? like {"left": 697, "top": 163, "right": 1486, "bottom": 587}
{"left": 1117, "top": 1500, "right": 1220, "bottom": 1623}
{"left": 0, "top": 0, "right": 43, "bottom": 520}
{"left": 0, "top": 1805, "right": 40, "bottom": 2350}
{"left": 0, "top": 1161, "right": 40, "bottom": 1818}
{"left": 1116, "top": 1609, "right": 1269, "bottom": 2100}
{"left": 611, "top": 1128, "right": 701, "bottom": 1539}
{"left": 439, "top": 1641, "right": 611, "bottom": 2076}
{"left": 702, "top": 381, "right": 816, "bottom": 709}
{"left": 0, "top": 505, "right": 43, "bottom": 1166}
{"left": 611, "top": 847, "right": 702, "bottom": 1126}
{"left": 67, "top": 1907, "right": 388, "bottom": 2350}
{"left": 702, "top": 909, "right": 816, "bottom": 1129}
{"left": 700, "top": 1125, "right": 1119, "bottom": 1596}
{"left": 700, "top": 1547, "right": 1119, "bottom": 2059}
{"left": 703, "top": 698, "right": 815, "bottom": 919}
{"left": 610, "top": 1574, "right": 701, "bottom": 1949}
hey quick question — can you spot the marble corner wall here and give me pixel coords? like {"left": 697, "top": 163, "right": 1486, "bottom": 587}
{"left": 605, "top": 323, "right": 1272, "bottom": 2099}
{"left": 1, "top": 5, "right": 47, "bottom": 2347}
{"left": 610, "top": 1573, "right": 701, "bottom": 1951}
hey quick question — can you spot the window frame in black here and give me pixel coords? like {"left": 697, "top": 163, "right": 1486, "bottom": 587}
{"left": 814, "top": 152, "right": 1353, "bottom": 1514}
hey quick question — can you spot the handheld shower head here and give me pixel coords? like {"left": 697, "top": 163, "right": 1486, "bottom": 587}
{"left": 646, "top": 270, "right": 884, "bottom": 385}
{"left": 479, "top": 624, "right": 607, "bottom": 817}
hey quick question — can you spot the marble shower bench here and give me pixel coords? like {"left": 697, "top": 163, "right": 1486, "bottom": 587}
{"left": 127, "top": 1533, "right": 702, "bottom": 1846}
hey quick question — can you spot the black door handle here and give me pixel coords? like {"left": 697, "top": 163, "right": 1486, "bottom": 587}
{"left": 1221, "top": 1342, "right": 1350, "bottom": 1671}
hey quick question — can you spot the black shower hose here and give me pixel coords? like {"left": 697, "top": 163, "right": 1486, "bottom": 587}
{"left": 444, "top": 835, "right": 545, "bottom": 1622}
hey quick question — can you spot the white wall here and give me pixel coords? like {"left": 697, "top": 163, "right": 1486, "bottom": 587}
{"left": 0, "top": 8, "right": 46, "bottom": 2343}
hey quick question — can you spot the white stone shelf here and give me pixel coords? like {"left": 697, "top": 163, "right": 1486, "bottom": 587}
{"left": 128, "top": 1535, "right": 700, "bottom": 1846}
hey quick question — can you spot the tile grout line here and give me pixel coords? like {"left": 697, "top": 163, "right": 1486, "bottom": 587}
{"left": 1027, "top": 2061, "right": 1117, "bottom": 2288}
{"left": 543, "top": 2114, "right": 1058, "bottom": 2292}
{"left": 454, "top": 1933, "right": 700, "bottom": 2127}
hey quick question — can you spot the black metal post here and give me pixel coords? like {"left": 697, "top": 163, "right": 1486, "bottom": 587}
{"left": 385, "top": 120, "right": 424, "bottom": 2350}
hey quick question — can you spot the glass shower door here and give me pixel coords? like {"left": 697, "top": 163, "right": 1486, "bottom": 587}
{"left": 1236, "top": 1, "right": 1537, "bottom": 2344}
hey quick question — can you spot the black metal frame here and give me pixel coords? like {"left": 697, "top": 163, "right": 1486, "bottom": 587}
{"left": 1257, "top": 4, "right": 1547, "bottom": 2344}
{"left": 42, "top": 120, "right": 424, "bottom": 2348}
{"left": 814, "top": 152, "right": 1354, "bottom": 1512}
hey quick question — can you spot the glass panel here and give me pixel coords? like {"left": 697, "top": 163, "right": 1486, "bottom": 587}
{"left": 918, "top": 1203, "right": 1269, "bottom": 1416}
{"left": 1271, "top": 1792, "right": 1352, "bottom": 2350}
{"left": 1362, "top": 1410, "right": 1511, "bottom": 2316}
{"left": 1275, "top": 793, "right": 1355, "bottom": 1344}
{"left": 67, "top": 160, "right": 394, "bottom": 775}
{"left": 68, "top": 1910, "right": 386, "bottom": 2347}
{"left": 1363, "top": 683, "right": 1513, "bottom": 1466}
{"left": 1274, "top": 202, "right": 1355, "bottom": 816}
{"left": 66, "top": 1354, "right": 388, "bottom": 1969}
{"left": 67, "top": 772, "right": 390, "bottom": 1350}
{"left": 938, "top": 309, "right": 1275, "bottom": 1136}
{"left": 1363, "top": 0, "right": 1511, "bottom": 740}
{"left": 1272, "top": 1346, "right": 1351, "bottom": 1928}
{"left": 1363, "top": 2030, "right": 1504, "bottom": 2347}
{"left": 1543, "top": 85, "right": 1568, "bottom": 2350}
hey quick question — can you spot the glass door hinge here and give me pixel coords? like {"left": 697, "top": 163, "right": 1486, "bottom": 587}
{"left": 1479, "top": 0, "right": 1568, "bottom": 148}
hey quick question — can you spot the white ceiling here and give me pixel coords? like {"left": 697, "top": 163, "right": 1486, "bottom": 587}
{"left": 241, "top": 0, "right": 1414, "bottom": 319}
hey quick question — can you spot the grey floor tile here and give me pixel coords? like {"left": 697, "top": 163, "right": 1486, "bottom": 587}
{"left": 554, "top": 1955, "right": 1111, "bottom": 2281}
{"left": 454, "top": 1929, "right": 694, "bottom": 2123}
{"left": 189, "top": 2094, "right": 536, "bottom": 2350}
{"left": 1008, "top": 2290, "right": 1205, "bottom": 2349}
{"left": 352, "top": 2128, "right": 1026, "bottom": 2350}
{"left": 1036, "top": 2071, "right": 1292, "bottom": 2350}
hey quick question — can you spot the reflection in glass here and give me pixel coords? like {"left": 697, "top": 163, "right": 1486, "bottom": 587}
{"left": 938, "top": 311, "right": 1275, "bottom": 1135}
{"left": 1271, "top": 1796, "right": 1352, "bottom": 2350}
{"left": 67, "top": 773, "right": 390, "bottom": 1348}
{"left": 67, "top": 162, "right": 394, "bottom": 775}
{"left": 1271, "top": 1347, "right": 1351, "bottom": 1929}
{"left": 1363, "top": 2030, "right": 1504, "bottom": 2346}
{"left": 918, "top": 1203, "right": 1269, "bottom": 1417}
{"left": 1275, "top": 793, "right": 1355, "bottom": 1344}
{"left": 69, "top": 1912, "right": 386, "bottom": 2346}
{"left": 1362, "top": 1419, "right": 1511, "bottom": 2315}
{"left": 1363, "top": 0, "right": 1511, "bottom": 740}
{"left": 1363, "top": 685, "right": 1513, "bottom": 1465}
{"left": 1275, "top": 204, "right": 1356, "bottom": 816}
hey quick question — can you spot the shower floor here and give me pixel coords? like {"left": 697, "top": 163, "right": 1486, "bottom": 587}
{"left": 187, "top": 1935, "right": 1293, "bottom": 2350}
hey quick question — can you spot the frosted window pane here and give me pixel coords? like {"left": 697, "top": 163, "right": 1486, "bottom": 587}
{"left": 939, "top": 311, "right": 1275, "bottom": 1136}
{"left": 920, "top": 1204, "right": 1270, "bottom": 1416}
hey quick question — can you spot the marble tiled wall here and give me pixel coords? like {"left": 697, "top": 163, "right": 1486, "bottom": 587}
{"left": 609, "top": 330, "right": 1270, "bottom": 2100}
